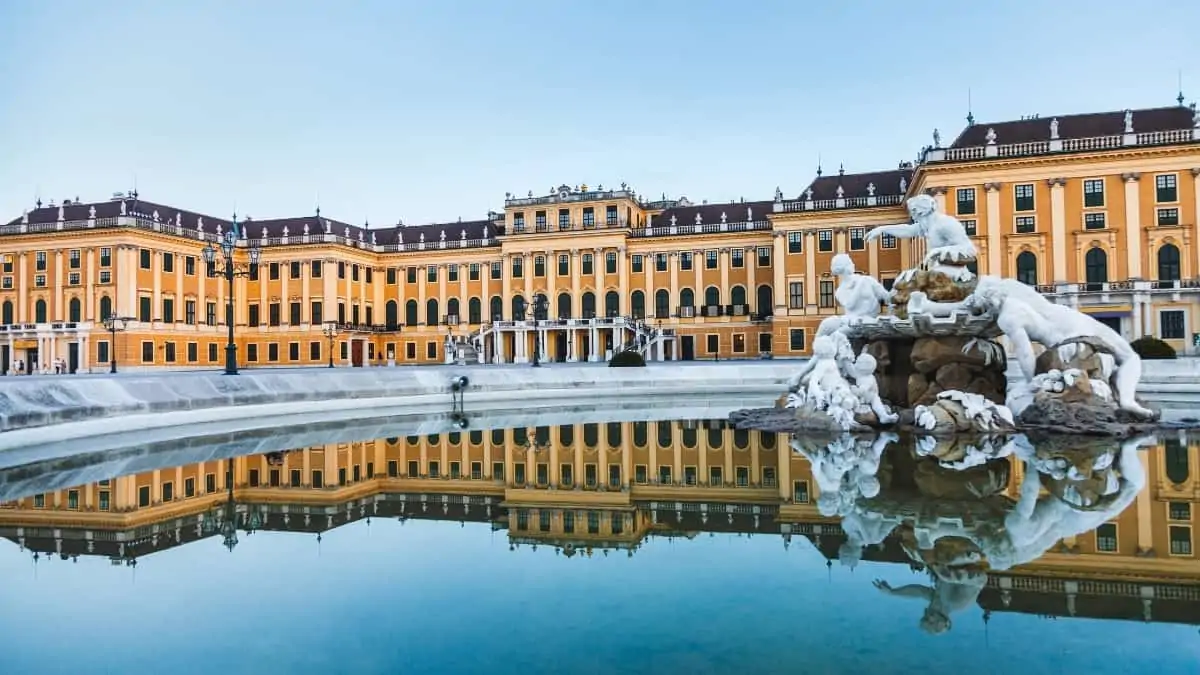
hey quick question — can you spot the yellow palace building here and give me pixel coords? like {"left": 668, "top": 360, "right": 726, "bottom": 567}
{"left": 1, "top": 102, "right": 1198, "bottom": 372}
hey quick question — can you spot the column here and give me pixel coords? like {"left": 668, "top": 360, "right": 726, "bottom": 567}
{"left": 777, "top": 438, "right": 791, "bottom": 501}
{"left": 17, "top": 253, "right": 27, "bottom": 322}
{"left": 746, "top": 246, "right": 757, "bottom": 311}
{"left": 124, "top": 248, "right": 137, "bottom": 319}
{"left": 1122, "top": 173, "right": 1143, "bottom": 279}
{"left": 417, "top": 267, "right": 428, "bottom": 325}
{"left": 617, "top": 246, "right": 629, "bottom": 314}
{"left": 803, "top": 232, "right": 816, "bottom": 307}
{"left": 79, "top": 336, "right": 88, "bottom": 370}
{"left": 523, "top": 254, "right": 533, "bottom": 306}
{"left": 1049, "top": 178, "right": 1068, "bottom": 283}
{"left": 322, "top": 260, "right": 337, "bottom": 321}
{"left": 1136, "top": 449, "right": 1153, "bottom": 554}
{"left": 152, "top": 251, "right": 162, "bottom": 321}
{"left": 569, "top": 250, "right": 581, "bottom": 317}
{"left": 438, "top": 265, "right": 447, "bottom": 323}
{"left": 300, "top": 262, "right": 310, "bottom": 325}
{"left": 501, "top": 254, "right": 512, "bottom": 312}
{"left": 691, "top": 249, "right": 702, "bottom": 308}
{"left": 85, "top": 249, "right": 96, "bottom": 321}
{"left": 174, "top": 253, "right": 184, "bottom": 323}
{"left": 719, "top": 248, "right": 730, "bottom": 306}
{"left": 53, "top": 251, "right": 63, "bottom": 320}
{"left": 668, "top": 253, "right": 679, "bottom": 315}
{"left": 1193, "top": 168, "right": 1200, "bottom": 274}
{"left": 592, "top": 247, "right": 603, "bottom": 304}
{"left": 984, "top": 183, "right": 1002, "bottom": 277}
{"left": 1132, "top": 296, "right": 1143, "bottom": 338}
{"left": 835, "top": 228, "right": 848, "bottom": 254}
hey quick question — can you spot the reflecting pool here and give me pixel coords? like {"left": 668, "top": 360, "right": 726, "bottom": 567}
{"left": 1, "top": 420, "right": 1198, "bottom": 674}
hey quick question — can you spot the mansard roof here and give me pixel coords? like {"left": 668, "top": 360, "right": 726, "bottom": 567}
{"left": 949, "top": 105, "right": 1196, "bottom": 148}
{"left": 799, "top": 167, "right": 913, "bottom": 202}
{"left": 651, "top": 199, "right": 775, "bottom": 227}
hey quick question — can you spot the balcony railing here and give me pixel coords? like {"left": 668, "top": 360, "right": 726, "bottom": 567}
{"left": 775, "top": 194, "right": 904, "bottom": 213}
{"left": 630, "top": 219, "right": 771, "bottom": 237}
{"left": 925, "top": 127, "right": 1199, "bottom": 164}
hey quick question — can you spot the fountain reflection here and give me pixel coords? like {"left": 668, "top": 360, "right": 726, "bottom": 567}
{"left": 0, "top": 421, "right": 1196, "bottom": 629}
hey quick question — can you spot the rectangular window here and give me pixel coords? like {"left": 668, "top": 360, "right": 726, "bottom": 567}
{"left": 512, "top": 212, "right": 525, "bottom": 231}
{"left": 203, "top": 301, "right": 215, "bottom": 326}
{"left": 606, "top": 205, "right": 618, "bottom": 225}
{"left": 961, "top": 220, "right": 977, "bottom": 236}
{"left": 1014, "top": 183, "right": 1035, "bottom": 211}
{"left": 1084, "top": 213, "right": 1106, "bottom": 230}
{"left": 162, "top": 252, "right": 174, "bottom": 273}
{"left": 558, "top": 209, "right": 570, "bottom": 229}
{"left": 789, "top": 282, "right": 804, "bottom": 309}
{"left": 1015, "top": 216, "right": 1036, "bottom": 234}
{"left": 581, "top": 254, "right": 594, "bottom": 275}
{"left": 819, "top": 280, "right": 835, "bottom": 308}
{"left": 605, "top": 251, "right": 617, "bottom": 274}
{"left": 136, "top": 249, "right": 150, "bottom": 269}
{"left": 448, "top": 264, "right": 459, "bottom": 282}
{"left": 631, "top": 254, "right": 643, "bottom": 273}
{"left": 757, "top": 246, "right": 770, "bottom": 267}
{"left": 1157, "top": 208, "right": 1180, "bottom": 227}
{"left": 705, "top": 250, "right": 717, "bottom": 269}
{"left": 99, "top": 270, "right": 111, "bottom": 284}
{"left": 289, "top": 302, "right": 301, "bottom": 325}
{"left": 582, "top": 207, "right": 595, "bottom": 227}
{"left": 34, "top": 274, "right": 46, "bottom": 287}
{"left": 247, "top": 343, "right": 258, "bottom": 362}
{"left": 426, "top": 342, "right": 436, "bottom": 359}
{"left": 818, "top": 230, "right": 833, "bottom": 252}
{"left": 404, "top": 267, "right": 416, "bottom": 283}
{"left": 187, "top": 342, "right": 198, "bottom": 362}
{"left": 69, "top": 249, "right": 81, "bottom": 268}
{"left": 183, "top": 255, "right": 195, "bottom": 276}
{"left": 678, "top": 253, "right": 691, "bottom": 271}
{"left": 385, "top": 268, "right": 397, "bottom": 285}
{"left": 100, "top": 247, "right": 112, "bottom": 267}
{"left": 533, "top": 257, "right": 545, "bottom": 277}
{"left": 310, "top": 341, "right": 321, "bottom": 360}
{"left": 426, "top": 266, "right": 437, "bottom": 283}
{"left": 270, "top": 262, "right": 280, "bottom": 280}
{"left": 1083, "top": 178, "right": 1105, "bottom": 207}
{"left": 849, "top": 227, "right": 865, "bottom": 251}
{"left": 311, "top": 260, "right": 323, "bottom": 278}
{"left": 185, "top": 300, "right": 196, "bottom": 325}
{"left": 162, "top": 298, "right": 175, "bottom": 323}
{"left": 139, "top": 296, "right": 152, "bottom": 322}
{"left": 789, "top": 328, "right": 806, "bottom": 351}
{"left": 68, "top": 272, "right": 80, "bottom": 285}
{"left": 534, "top": 210, "right": 546, "bottom": 229}
{"left": 269, "top": 303, "right": 281, "bottom": 327}
{"left": 97, "top": 340, "right": 110, "bottom": 363}
{"left": 288, "top": 342, "right": 300, "bottom": 361}
{"left": 881, "top": 234, "right": 897, "bottom": 249}
{"left": 141, "top": 340, "right": 154, "bottom": 362}
{"left": 1169, "top": 502, "right": 1191, "bottom": 521}
{"left": 731, "top": 249, "right": 744, "bottom": 268}
{"left": 787, "top": 231, "right": 802, "bottom": 253}
{"left": 208, "top": 343, "right": 218, "bottom": 362}
{"left": 1161, "top": 310, "right": 1186, "bottom": 340}
{"left": 793, "top": 480, "right": 810, "bottom": 503}
{"left": 35, "top": 250, "right": 47, "bottom": 271}
{"left": 1169, "top": 525, "right": 1191, "bottom": 556}
{"left": 956, "top": 187, "right": 976, "bottom": 215}
{"left": 311, "top": 301, "right": 323, "bottom": 324}
{"left": 706, "top": 334, "right": 718, "bottom": 354}
{"left": 1156, "top": 174, "right": 1178, "bottom": 203}
{"left": 469, "top": 263, "right": 480, "bottom": 281}
{"left": 732, "top": 333, "right": 745, "bottom": 353}
{"left": 655, "top": 253, "right": 667, "bottom": 272}
{"left": 511, "top": 257, "right": 523, "bottom": 278}
{"left": 248, "top": 304, "right": 260, "bottom": 326}
{"left": 1095, "top": 523, "right": 1118, "bottom": 552}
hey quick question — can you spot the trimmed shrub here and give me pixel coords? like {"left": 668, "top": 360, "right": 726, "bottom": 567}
{"left": 1131, "top": 336, "right": 1177, "bottom": 360}
{"left": 608, "top": 350, "right": 647, "bottom": 367}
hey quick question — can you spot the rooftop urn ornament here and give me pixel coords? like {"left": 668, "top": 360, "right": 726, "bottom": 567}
{"left": 805, "top": 187, "right": 815, "bottom": 200}
{"left": 152, "top": 210, "right": 160, "bottom": 222}
{"left": 88, "top": 205, "right": 96, "bottom": 219}
{"left": 483, "top": 225, "right": 489, "bottom": 238}
{"left": 670, "top": 214, "right": 678, "bottom": 227}
{"left": 176, "top": 213, "right": 183, "bottom": 226}
{"left": 867, "top": 182, "right": 877, "bottom": 197}
{"left": 419, "top": 232, "right": 426, "bottom": 243}
{"left": 899, "top": 176, "right": 908, "bottom": 192}
{"left": 303, "top": 222, "right": 309, "bottom": 235}
{"left": 1049, "top": 117, "right": 1060, "bottom": 139}
{"left": 461, "top": 229, "right": 467, "bottom": 240}
{"left": 720, "top": 211, "right": 728, "bottom": 224}
{"left": 932, "top": 128, "right": 942, "bottom": 147}
{"left": 695, "top": 212, "right": 703, "bottom": 225}
{"left": 1192, "top": 102, "right": 1199, "bottom": 128}
{"left": 774, "top": 186, "right": 784, "bottom": 201}
{"left": 528, "top": 190, "right": 533, "bottom": 197}
{"left": 1123, "top": 109, "right": 1134, "bottom": 133}
{"left": 197, "top": 217, "right": 204, "bottom": 232}
{"left": 216, "top": 223, "right": 224, "bottom": 236}
{"left": 836, "top": 185, "right": 845, "bottom": 199}
{"left": 283, "top": 225, "right": 289, "bottom": 237}
{"left": 343, "top": 226, "right": 350, "bottom": 238}
{"left": 621, "top": 181, "right": 628, "bottom": 190}
{"left": 440, "top": 229, "right": 446, "bottom": 242}
{"left": 747, "top": 206, "right": 754, "bottom": 221}
{"left": 358, "top": 229, "right": 364, "bottom": 242}
{"left": 262, "top": 226, "right": 268, "bottom": 239}
{"left": 985, "top": 128, "right": 997, "bottom": 145}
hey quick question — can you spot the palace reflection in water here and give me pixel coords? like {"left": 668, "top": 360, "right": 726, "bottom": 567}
{"left": 1, "top": 421, "right": 1198, "bottom": 632}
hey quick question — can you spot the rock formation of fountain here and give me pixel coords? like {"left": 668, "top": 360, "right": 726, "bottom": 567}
{"left": 733, "top": 193, "right": 1163, "bottom": 437}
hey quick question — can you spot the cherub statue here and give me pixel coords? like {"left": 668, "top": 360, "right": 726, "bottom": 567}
{"left": 848, "top": 352, "right": 898, "bottom": 424}
{"left": 912, "top": 276, "right": 1153, "bottom": 419}
{"left": 786, "top": 335, "right": 849, "bottom": 407}
{"left": 863, "top": 194, "right": 977, "bottom": 275}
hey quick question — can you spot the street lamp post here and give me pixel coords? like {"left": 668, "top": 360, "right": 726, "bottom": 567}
{"left": 323, "top": 321, "right": 339, "bottom": 368}
{"left": 202, "top": 215, "right": 260, "bottom": 376}
{"left": 101, "top": 313, "right": 133, "bottom": 374}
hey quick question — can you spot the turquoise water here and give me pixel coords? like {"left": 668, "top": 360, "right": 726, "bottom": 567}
{"left": 0, "top": 423, "right": 1198, "bottom": 674}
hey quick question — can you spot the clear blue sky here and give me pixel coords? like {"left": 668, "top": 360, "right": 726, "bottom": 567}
{"left": 1, "top": 0, "right": 1197, "bottom": 226}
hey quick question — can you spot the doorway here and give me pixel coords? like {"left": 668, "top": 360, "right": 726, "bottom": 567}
{"left": 351, "top": 340, "right": 364, "bottom": 367}
{"left": 26, "top": 348, "right": 38, "bottom": 373}
{"left": 681, "top": 335, "right": 695, "bottom": 361}
{"left": 68, "top": 342, "right": 79, "bottom": 374}
{"left": 0, "top": 345, "right": 8, "bottom": 375}
{"left": 555, "top": 333, "right": 568, "bottom": 362}
{"left": 581, "top": 334, "right": 591, "bottom": 361}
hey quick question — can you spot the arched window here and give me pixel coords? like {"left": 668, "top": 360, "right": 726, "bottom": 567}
{"left": 535, "top": 426, "right": 550, "bottom": 446}
{"left": 468, "top": 297, "right": 482, "bottom": 324}
{"left": 490, "top": 296, "right": 503, "bottom": 321}
{"left": 446, "top": 298, "right": 460, "bottom": 322}
{"left": 511, "top": 295, "right": 526, "bottom": 320}
{"left": 1158, "top": 244, "right": 1181, "bottom": 283}
{"left": 1, "top": 300, "right": 12, "bottom": 325}
{"left": 583, "top": 423, "right": 599, "bottom": 447}
{"left": 707, "top": 427, "right": 723, "bottom": 449}
{"left": 606, "top": 422, "right": 621, "bottom": 447}
{"left": 654, "top": 289, "right": 670, "bottom": 318}
{"left": 34, "top": 299, "right": 47, "bottom": 323}
{"left": 405, "top": 300, "right": 418, "bottom": 326}
{"left": 1164, "top": 437, "right": 1190, "bottom": 484}
{"left": 733, "top": 428, "right": 749, "bottom": 449}
{"left": 630, "top": 291, "right": 645, "bottom": 319}
{"left": 581, "top": 292, "right": 596, "bottom": 319}
{"left": 385, "top": 300, "right": 399, "bottom": 328}
{"left": 559, "top": 425, "right": 574, "bottom": 446}
{"left": 680, "top": 288, "right": 694, "bottom": 308}
{"left": 67, "top": 297, "right": 81, "bottom": 322}
{"left": 1085, "top": 248, "right": 1108, "bottom": 286}
{"left": 731, "top": 285, "right": 747, "bottom": 307}
{"left": 632, "top": 421, "right": 647, "bottom": 447}
{"left": 557, "top": 292, "right": 571, "bottom": 319}
{"left": 604, "top": 291, "right": 619, "bottom": 317}
{"left": 704, "top": 286, "right": 720, "bottom": 307}
{"left": 1016, "top": 251, "right": 1037, "bottom": 286}
{"left": 759, "top": 431, "right": 777, "bottom": 450}
{"left": 426, "top": 298, "right": 439, "bottom": 326}
{"left": 657, "top": 421, "right": 672, "bottom": 447}
{"left": 98, "top": 295, "right": 112, "bottom": 322}
{"left": 680, "top": 426, "right": 697, "bottom": 448}
{"left": 756, "top": 285, "right": 773, "bottom": 317}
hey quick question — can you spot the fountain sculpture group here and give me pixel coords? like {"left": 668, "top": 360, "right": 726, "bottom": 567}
{"left": 734, "top": 193, "right": 1162, "bottom": 438}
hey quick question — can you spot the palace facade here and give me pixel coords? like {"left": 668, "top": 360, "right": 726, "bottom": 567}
{"left": 1, "top": 103, "right": 1199, "bottom": 372}
{"left": 1, "top": 421, "right": 1197, "bottom": 623}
